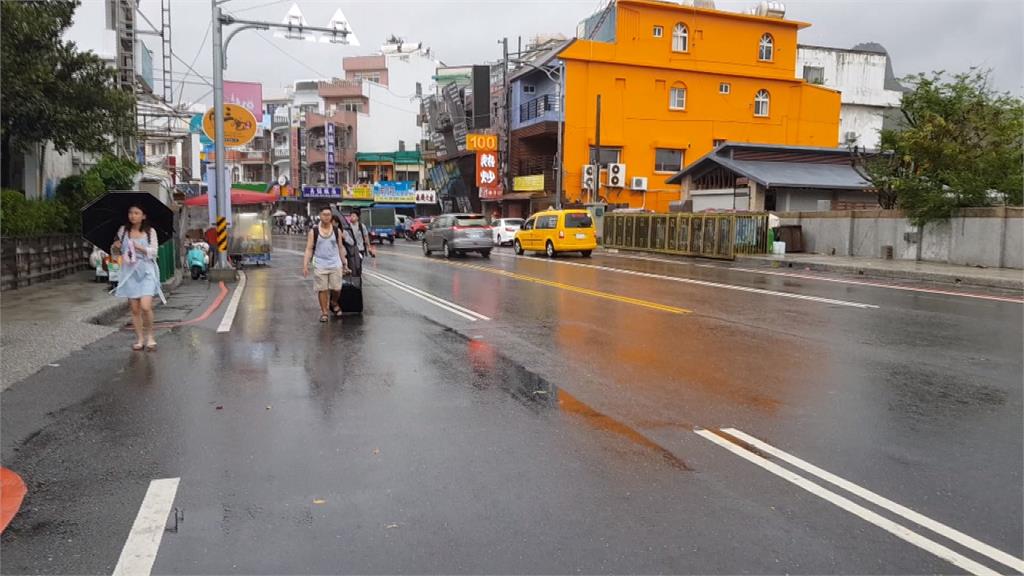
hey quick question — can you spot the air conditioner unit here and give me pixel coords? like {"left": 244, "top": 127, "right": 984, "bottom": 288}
{"left": 581, "top": 164, "right": 597, "bottom": 191}
{"left": 844, "top": 131, "right": 858, "bottom": 144}
{"left": 606, "top": 163, "right": 627, "bottom": 188}
{"left": 630, "top": 176, "right": 648, "bottom": 191}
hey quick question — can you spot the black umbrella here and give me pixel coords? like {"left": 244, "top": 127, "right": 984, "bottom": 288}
{"left": 81, "top": 191, "right": 175, "bottom": 249}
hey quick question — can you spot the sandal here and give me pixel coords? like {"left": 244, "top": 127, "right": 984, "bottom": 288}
{"left": 319, "top": 314, "right": 329, "bottom": 323}
{"left": 145, "top": 342, "right": 158, "bottom": 351}
{"left": 132, "top": 343, "right": 144, "bottom": 351}
{"left": 331, "top": 305, "right": 343, "bottom": 318}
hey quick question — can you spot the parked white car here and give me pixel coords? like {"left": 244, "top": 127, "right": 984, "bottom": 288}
{"left": 491, "top": 218, "right": 524, "bottom": 246}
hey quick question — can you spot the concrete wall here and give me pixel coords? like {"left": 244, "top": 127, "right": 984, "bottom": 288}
{"left": 777, "top": 208, "right": 1024, "bottom": 269}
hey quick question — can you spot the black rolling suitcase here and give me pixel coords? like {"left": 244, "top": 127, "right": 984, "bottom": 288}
{"left": 338, "top": 246, "right": 363, "bottom": 315}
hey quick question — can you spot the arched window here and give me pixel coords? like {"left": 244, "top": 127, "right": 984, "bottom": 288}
{"left": 670, "top": 84, "right": 687, "bottom": 110}
{"left": 754, "top": 90, "right": 770, "bottom": 117}
{"left": 672, "top": 23, "right": 689, "bottom": 52}
{"left": 759, "top": 33, "right": 774, "bottom": 61}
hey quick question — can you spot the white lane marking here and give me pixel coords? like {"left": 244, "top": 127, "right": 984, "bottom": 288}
{"left": 694, "top": 430, "right": 999, "bottom": 576}
{"left": 216, "top": 270, "right": 246, "bottom": 333}
{"left": 365, "top": 271, "right": 491, "bottom": 322}
{"left": 491, "top": 252, "right": 877, "bottom": 309}
{"left": 112, "top": 477, "right": 180, "bottom": 576}
{"left": 723, "top": 428, "right": 1024, "bottom": 573}
{"left": 600, "top": 251, "right": 1024, "bottom": 304}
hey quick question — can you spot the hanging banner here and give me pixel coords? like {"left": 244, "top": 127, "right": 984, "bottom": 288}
{"left": 302, "top": 186, "right": 342, "bottom": 199}
{"left": 475, "top": 150, "right": 498, "bottom": 187}
{"left": 373, "top": 181, "right": 416, "bottom": 203}
{"left": 325, "top": 122, "right": 336, "bottom": 186}
{"left": 290, "top": 127, "right": 301, "bottom": 188}
{"left": 415, "top": 190, "right": 437, "bottom": 204}
{"left": 223, "top": 80, "right": 264, "bottom": 122}
{"left": 344, "top": 185, "right": 373, "bottom": 200}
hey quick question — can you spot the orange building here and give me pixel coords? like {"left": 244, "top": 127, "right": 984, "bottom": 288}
{"left": 559, "top": 0, "right": 841, "bottom": 212}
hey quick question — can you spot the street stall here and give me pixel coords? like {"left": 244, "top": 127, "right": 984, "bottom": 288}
{"left": 183, "top": 189, "right": 278, "bottom": 267}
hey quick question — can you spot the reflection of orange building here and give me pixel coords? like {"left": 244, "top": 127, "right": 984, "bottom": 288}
{"left": 560, "top": 0, "right": 841, "bottom": 211}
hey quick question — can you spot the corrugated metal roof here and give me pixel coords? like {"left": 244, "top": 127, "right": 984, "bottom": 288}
{"left": 668, "top": 156, "right": 872, "bottom": 190}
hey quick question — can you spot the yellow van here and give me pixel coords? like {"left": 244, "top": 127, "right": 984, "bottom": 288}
{"left": 514, "top": 209, "right": 597, "bottom": 258}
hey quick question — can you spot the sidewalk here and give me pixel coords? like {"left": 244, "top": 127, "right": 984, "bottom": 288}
{"left": 735, "top": 253, "right": 1024, "bottom": 291}
{"left": 0, "top": 269, "right": 201, "bottom": 391}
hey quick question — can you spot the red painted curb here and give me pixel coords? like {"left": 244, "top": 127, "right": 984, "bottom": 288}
{"left": 0, "top": 467, "right": 27, "bottom": 534}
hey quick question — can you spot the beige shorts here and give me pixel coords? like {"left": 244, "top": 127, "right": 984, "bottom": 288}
{"left": 313, "top": 266, "right": 343, "bottom": 292}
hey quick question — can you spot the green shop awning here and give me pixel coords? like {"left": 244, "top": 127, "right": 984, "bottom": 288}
{"left": 340, "top": 199, "right": 375, "bottom": 207}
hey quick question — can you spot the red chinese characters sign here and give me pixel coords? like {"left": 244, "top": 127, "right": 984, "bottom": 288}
{"left": 475, "top": 150, "right": 498, "bottom": 188}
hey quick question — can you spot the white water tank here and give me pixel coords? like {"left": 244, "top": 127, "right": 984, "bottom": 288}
{"left": 755, "top": 0, "right": 786, "bottom": 18}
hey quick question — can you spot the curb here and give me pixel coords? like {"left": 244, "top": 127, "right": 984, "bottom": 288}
{"left": 85, "top": 268, "right": 185, "bottom": 326}
{"left": 735, "top": 256, "right": 1024, "bottom": 291}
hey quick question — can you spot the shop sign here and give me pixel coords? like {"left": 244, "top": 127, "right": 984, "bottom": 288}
{"left": 344, "top": 185, "right": 373, "bottom": 200}
{"left": 513, "top": 174, "right": 545, "bottom": 192}
{"left": 302, "top": 186, "right": 343, "bottom": 198}
{"left": 415, "top": 190, "right": 437, "bottom": 204}
{"left": 373, "top": 181, "right": 416, "bottom": 203}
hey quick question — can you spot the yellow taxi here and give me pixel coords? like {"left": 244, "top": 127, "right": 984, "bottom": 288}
{"left": 513, "top": 209, "right": 597, "bottom": 258}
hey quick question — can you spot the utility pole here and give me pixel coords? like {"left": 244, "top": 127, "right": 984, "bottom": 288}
{"left": 208, "top": 2, "right": 352, "bottom": 273}
{"left": 594, "top": 94, "right": 602, "bottom": 205}
{"left": 502, "top": 37, "right": 511, "bottom": 203}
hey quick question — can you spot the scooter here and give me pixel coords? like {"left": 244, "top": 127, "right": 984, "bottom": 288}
{"left": 187, "top": 242, "right": 210, "bottom": 280}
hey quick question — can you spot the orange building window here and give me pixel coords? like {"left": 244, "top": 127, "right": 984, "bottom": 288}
{"left": 672, "top": 23, "right": 689, "bottom": 52}
{"left": 754, "top": 90, "right": 770, "bottom": 117}
{"left": 758, "top": 34, "right": 774, "bottom": 61}
{"left": 670, "top": 86, "right": 687, "bottom": 110}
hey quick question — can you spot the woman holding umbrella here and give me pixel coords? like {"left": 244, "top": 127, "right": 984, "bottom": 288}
{"left": 111, "top": 205, "right": 166, "bottom": 351}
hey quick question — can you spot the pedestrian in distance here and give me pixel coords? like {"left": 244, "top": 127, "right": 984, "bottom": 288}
{"left": 111, "top": 205, "right": 166, "bottom": 351}
{"left": 285, "top": 213, "right": 294, "bottom": 235}
{"left": 345, "top": 211, "right": 376, "bottom": 258}
{"left": 303, "top": 206, "right": 349, "bottom": 323}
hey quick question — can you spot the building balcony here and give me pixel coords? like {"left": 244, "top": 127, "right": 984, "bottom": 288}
{"left": 239, "top": 151, "right": 268, "bottom": 164}
{"left": 273, "top": 145, "right": 290, "bottom": 157}
{"left": 517, "top": 94, "right": 561, "bottom": 129}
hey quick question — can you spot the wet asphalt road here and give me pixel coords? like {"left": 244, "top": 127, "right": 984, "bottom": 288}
{"left": 1, "top": 234, "right": 1021, "bottom": 575}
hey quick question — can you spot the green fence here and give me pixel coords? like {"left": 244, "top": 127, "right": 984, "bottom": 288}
{"left": 603, "top": 212, "right": 769, "bottom": 260}
{"left": 157, "top": 242, "right": 177, "bottom": 283}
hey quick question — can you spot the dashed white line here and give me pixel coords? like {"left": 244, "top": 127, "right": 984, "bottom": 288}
{"left": 366, "top": 271, "right": 491, "bottom": 322}
{"left": 216, "top": 271, "right": 246, "bottom": 333}
{"left": 112, "top": 477, "right": 180, "bottom": 576}
{"left": 492, "top": 252, "right": 878, "bottom": 309}
{"left": 695, "top": 430, "right": 999, "bottom": 576}
{"left": 722, "top": 428, "right": 1024, "bottom": 573}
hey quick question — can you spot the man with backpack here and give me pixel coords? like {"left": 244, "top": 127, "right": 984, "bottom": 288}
{"left": 303, "top": 206, "right": 349, "bottom": 322}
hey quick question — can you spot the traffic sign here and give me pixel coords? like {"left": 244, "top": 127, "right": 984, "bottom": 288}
{"left": 202, "top": 104, "right": 258, "bottom": 148}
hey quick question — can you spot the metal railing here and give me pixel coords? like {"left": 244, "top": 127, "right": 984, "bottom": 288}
{"left": 603, "top": 212, "right": 769, "bottom": 260}
{"left": 519, "top": 94, "right": 559, "bottom": 123}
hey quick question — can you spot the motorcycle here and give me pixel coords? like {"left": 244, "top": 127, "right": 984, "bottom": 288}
{"left": 186, "top": 241, "right": 210, "bottom": 280}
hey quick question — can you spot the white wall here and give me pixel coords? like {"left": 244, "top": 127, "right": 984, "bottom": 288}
{"left": 797, "top": 46, "right": 902, "bottom": 149}
{"left": 22, "top": 143, "right": 75, "bottom": 200}
{"left": 357, "top": 82, "right": 423, "bottom": 153}
{"left": 356, "top": 48, "right": 438, "bottom": 154}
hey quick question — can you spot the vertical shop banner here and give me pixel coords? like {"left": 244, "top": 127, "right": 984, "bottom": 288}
{"left": 223, "top": 81, "right": 263, "bottom": 122}
{"left": 325, "top": 123, "right": 336, "bottom": 187}
{"left": 290, "top": 127, "right": 301, "bottom": 189}
{"left": 475, "top": 150, "right": 498, "bottom": 187}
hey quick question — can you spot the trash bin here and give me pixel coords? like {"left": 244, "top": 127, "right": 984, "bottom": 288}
{"left": 772, "top": 241, "right": 787, "bottom": 255}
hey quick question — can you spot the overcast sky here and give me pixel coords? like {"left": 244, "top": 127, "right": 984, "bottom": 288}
{"left": 68, "top": 0, "right": 1023, "bottom": 105}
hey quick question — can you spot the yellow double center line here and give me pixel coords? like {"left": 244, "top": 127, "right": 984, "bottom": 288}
{"left": 389, "top": 251, "right": 691, "bottom": 315}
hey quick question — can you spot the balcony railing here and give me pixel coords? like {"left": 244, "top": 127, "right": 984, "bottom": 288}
{"left": 519, "top": 94, "right": 559, "bottom": 124}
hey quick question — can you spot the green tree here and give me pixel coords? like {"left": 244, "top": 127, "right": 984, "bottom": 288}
{"left": 1, "top": 189, "right": 69, "bottom": 236}
{"left": 1, "top": 0, "right": 136, "bottom": 186}
{"left": 90, "top": 155, "right": 141, "bottom": 191}
{"left": 867, "top": 69, "right": 1024, "bottom": 226}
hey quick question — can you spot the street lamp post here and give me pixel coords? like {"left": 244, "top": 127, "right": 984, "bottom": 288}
{"left": 209, "top": 0, "right": 351, "bottom": 271}
{"left": 509, "top": 60, "right": 564, "bottom": 210}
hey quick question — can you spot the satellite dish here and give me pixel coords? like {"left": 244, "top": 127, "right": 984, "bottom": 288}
{"left": 274, "top": 3, "right": 315, "bottom": 42}
{"left": 320, "top": 8, "right": 359, "bottom": 46}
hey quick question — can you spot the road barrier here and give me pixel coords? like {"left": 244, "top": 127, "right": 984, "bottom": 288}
{"left": 603, "top": 212, "right": 769, "bottom": 260}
